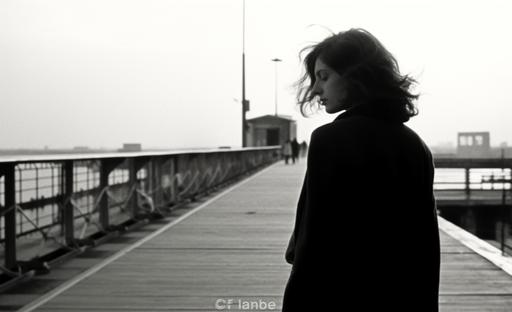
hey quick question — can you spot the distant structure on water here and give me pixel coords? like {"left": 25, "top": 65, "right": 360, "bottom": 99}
{"left": 119, "top": 143, "right": 142, "bottom": 152}
{"left": 246, "top": 115, "right": 297, "bottom": 147}
{"left": 457, "top": 132, "right": 491, "bottom": 158}
{"left": 434, "top": 131, "right": 512, "bottom": 158}
{"left": 73, "top": 146, "right": 90, "bottom": 152}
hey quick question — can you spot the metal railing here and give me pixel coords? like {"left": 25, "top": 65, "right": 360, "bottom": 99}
{"left": 434, "top": 157, "right": 512, "bottom": 255}
{"left": 0, "top": 147, "right": 280, "bottom": 280}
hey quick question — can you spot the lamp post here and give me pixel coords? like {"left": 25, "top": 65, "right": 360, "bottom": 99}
{"left": 241, "top": 0, "right": 248, "bottom": 147}
{"left": 271, "top": 58, "right": 282, "bottom": 116}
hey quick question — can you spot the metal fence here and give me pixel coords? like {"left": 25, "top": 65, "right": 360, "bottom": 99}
{"left": 434, "top": 157, "right": 512, "bottom": 255}
{"left": 0, "top": 147, "right": 280, "bottom": 280}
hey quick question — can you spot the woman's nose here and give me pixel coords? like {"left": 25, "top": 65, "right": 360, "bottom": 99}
{"left": 312, "top": 81, "right": 322, "bottom": 96}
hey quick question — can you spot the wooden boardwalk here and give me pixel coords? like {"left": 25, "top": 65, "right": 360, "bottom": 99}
{"left": 12, "top": 161, "right": 512, "bottom": 311}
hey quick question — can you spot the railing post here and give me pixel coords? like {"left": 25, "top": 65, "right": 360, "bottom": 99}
{"left": 2, "top": 164, "right": 17, "bottom": 269}
{"left": 501, "top": 189, "right": 506, "bottom": 254}
{"left": 502, "top": 166, "right": 512, "bottom": 255}
{"left": 128, "top": 158, "right": 140, "bottom": 217}
{"left": 465, "top": 167, "right": 471, "bottom": 198}
{"left": 99, "top": 160, "right": 112, "bottom": 230}
{"left": 63, "top": 161, "right": 75, "bottom": 246}
{"left": 143, "top": 159, "right": 151, "bottom": 200}
{"left": 170, "top": 157, "right": 177, "bottom": 204}
{"left": 152, "top": 158, "right": 163, "bottom": 208}
{"left": 99, "top": 159, "right": 124, "bottom": 229}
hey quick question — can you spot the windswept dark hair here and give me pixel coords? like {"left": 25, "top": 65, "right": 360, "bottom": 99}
{"left": 296, "top": 28, "right": 419, "bottom": 122}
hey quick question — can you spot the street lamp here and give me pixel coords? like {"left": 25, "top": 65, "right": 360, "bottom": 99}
{"left": 241, "top": 0, "right": 248, "bottom": 147}
{"left": 271, "top": 58, "right": 282, "bottom": 116}
{"left": 242, "top": 0, "right": 247, "bottom": 147}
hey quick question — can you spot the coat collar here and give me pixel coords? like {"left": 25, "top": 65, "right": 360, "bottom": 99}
{"left": 333, "top": 102, "right": 405, "bottom": 123}
{"left": 333, "top": 104, "right": 372, "bottom": 122}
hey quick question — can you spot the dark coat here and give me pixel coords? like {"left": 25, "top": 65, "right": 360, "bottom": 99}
{"left": 283, "top": 105, "right": 440, "bottom": 311}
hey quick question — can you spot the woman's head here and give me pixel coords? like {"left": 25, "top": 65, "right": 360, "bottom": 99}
{"left": 296, "top": 28, "right": 419, "bottom": 122}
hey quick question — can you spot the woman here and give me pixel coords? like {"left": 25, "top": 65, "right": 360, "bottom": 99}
{"left": 283, "top": 28, "right": 440, "bottom": 311}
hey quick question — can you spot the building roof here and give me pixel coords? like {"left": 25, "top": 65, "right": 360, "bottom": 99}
{"left": 458, "top": 131, "right": 490, "bottom": 136}
{"left": 247, "top": 114, "right": 295, "bottom": 122}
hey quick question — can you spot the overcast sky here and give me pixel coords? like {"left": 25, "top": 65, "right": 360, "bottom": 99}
{"left": 1, "top": 0, "right": 511, "bottom": 150}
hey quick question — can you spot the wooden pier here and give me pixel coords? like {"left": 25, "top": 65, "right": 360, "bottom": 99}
{"left": 2, "top": 161, "right": 512, "bottom": 311}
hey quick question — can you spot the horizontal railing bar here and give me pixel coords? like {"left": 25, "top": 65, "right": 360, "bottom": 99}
{"left": 435, "top": 158, "right": 512, "bottom": 168}
{"left": 18, "top": 195, "right": 64, "bottom": 209}
{"left": 0, "top": 146, "right": 281, "bottom": 164}
{"left": 435, "top": 181, "right": 512, "bottom": 184}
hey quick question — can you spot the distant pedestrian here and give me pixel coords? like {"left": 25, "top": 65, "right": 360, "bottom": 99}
{"left": 282, "top": 140, "right": 292, "bottom": 164}
{"left": 283, "top": 28, "right": 440, "bottom": 311}
{"left": 299, "top": 140, "right": 308, "bottom": 158}
{"left": 291, "top": 138, "right": 300, "bottom": 164}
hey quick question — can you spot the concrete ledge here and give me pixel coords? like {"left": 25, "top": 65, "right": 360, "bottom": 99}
{"left": 438, "top": 216, "right": 512, "bottom": 276}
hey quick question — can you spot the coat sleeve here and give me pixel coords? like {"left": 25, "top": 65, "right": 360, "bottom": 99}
{"left": 285, "top": 231, "right": 295, "bottom": 264}
{"left": 285, "top": 170, "right": 308, "bottom": 265}
{"left": 286, "top": 126, "right": 361, "bottom": 270}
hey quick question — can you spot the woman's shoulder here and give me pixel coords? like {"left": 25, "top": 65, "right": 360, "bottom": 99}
{"left": 312, "top": 114, "right": 379, "bottom": 140}
{"left": 312, "top": 114, "right": 431, "bottom": 154}
{"left": 308, "top": 115, "right": 374, "bottom": 154}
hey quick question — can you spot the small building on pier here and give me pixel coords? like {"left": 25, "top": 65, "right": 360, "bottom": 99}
{"left": 246, "top": 115, "right": 297, "bottom": 147}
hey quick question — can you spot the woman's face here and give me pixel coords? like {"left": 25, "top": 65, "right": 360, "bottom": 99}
{"left": 312, "top": 58, "right": 351, "bottom": 114}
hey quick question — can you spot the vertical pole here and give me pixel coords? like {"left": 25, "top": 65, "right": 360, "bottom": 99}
{"left": 271, "top": 58, "right": 282, "bottom": 117}
{"left": 51, "top": 166, "right": 56, "bottom": 223}
{"left": 86, "top": 164, "right": 90, "bottom": 212}
{"left": 170, "top": 157, "right": 177, "bottom": 204}
{"left": 3, "top": 164, "right": 17, "bottom": 269}
{"left": 242, "top": 54, "right": 246, "bottom": 148}
{"left": 148, "top": 159, "right": 154, "bottom": 207}
{"left": 128, "top": 159, "right": 138, "bottom": 217}
{"left": 500, "top": 149, "right": 506, "bottom": 254}
{"left": 35, "top": 166, "right": 39, "bottom": 227}
{"left": 501, "top": 191, "right": 506, "bottom": 255}
{"left": 99, "top": 160, "right": 110, "bottom": 230}
{"left": 18, "top": 167, "right": 22, "bottom": 234}
{"left": 153, "top": 159, "right": 163, "bottom": 208}
{"left": 274, "top": 60, "right": 278, "bottom": 116}
{"left": 507, "top": 164, "right": 512, "bottom": 255}
{"left": 241, "top": 0, "right": 247, "bottom": 147}
{"left": 465, "top": 168, "right": 470, "bottom": 198}
{"left": 63, "top": 161, "right": 74, "bottom": 246}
